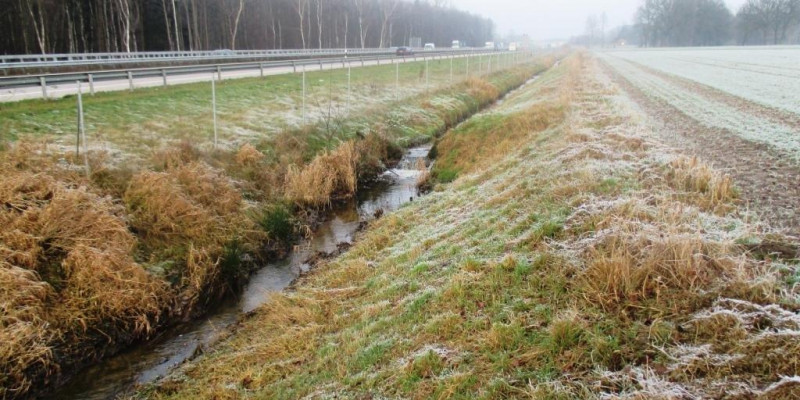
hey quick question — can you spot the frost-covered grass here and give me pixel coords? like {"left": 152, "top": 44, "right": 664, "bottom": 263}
{"left": 598, "top": 51, "right": 800, "bottom": 161}
{"left": 141, "top": 53, "right": 799, "bottom": 399}
{"left": 602, "top": 46, "right": 800, "bottom": 115}
{"left": 0, "top": 54, "right": 520, "bottom": 163}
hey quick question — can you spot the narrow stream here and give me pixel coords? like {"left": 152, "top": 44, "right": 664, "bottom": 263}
{"left": 53, "top": 145, "right": 432, "bottom": 400}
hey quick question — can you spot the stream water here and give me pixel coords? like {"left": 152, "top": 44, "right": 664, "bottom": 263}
{"left": 52, "top": 145, "right": 432, "bottom": 400}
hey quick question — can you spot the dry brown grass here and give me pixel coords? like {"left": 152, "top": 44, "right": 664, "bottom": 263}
{"left": 666, "top": 156, "right": 737, "bottom": 212}
{"left": 0, "top": 145, "right": 169, "bottom": 399}
{"left": 284, "top": 141, "right": 359, "bottom": 207}
{"left": 124, "top": 161, "right": 256, "bottom": 313}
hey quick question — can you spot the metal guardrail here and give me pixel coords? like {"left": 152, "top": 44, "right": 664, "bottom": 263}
{"left": 0, "top": 48, "right": 482, "bottom": 70}
{"left": 0, "top": 49, "right": 507, "bottom": 99}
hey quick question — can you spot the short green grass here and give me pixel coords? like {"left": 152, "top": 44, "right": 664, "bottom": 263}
{"left": 0, "top": 53, "right": 524, "bottom": 161}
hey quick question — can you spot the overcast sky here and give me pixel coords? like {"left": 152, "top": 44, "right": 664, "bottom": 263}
{"left": 449, "top": 0, "right": 748, "bottom": 40}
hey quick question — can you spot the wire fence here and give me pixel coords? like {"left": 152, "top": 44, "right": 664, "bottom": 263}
{"left": 63, "top": 50, "right": 535, "bottom": 173}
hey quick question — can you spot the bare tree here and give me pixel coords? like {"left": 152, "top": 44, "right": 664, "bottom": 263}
{"left": 379, "top": 0, "right": 399, "bottom": 48}
{"left": 294, "top": 0, "right": 309, "bottom": 49}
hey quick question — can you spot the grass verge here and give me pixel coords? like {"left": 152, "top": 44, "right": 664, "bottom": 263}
{"left": 0, "top": 54, "right": 555, "bottom": 399}
{"left": 141, "top": 52, "right": 799, "bottom": 399}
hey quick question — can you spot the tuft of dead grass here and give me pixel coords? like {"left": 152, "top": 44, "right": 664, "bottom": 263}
{"left": 284, "top": 141, "right": 359, "bottom": 207}
{"left": 666, "top": 156, "right": 737, "bottom": 213}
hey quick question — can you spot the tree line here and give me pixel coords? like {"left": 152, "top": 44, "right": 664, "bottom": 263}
{"left": 635, "top": 0, "right": 800, "bottom": 47}
{"left": 0, "top": 0, "right": 495, "bottom": 55}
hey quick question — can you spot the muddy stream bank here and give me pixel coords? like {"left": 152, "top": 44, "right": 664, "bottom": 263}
{"left": 47, "top": 62, "right": 555, "bottom": 399}
{"left": 51, "top": 146, "right": 432, "bottom": 400}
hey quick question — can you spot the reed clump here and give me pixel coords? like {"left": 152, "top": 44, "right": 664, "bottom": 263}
{"left": 284, "top": 141, "right": 360, "bottom": 207}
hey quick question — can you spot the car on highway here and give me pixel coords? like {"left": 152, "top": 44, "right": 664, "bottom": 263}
{"left": 395, "top": 46, "right": 414, "bottom": 56}
{"left": 424, "top": 43, "right": 436, "bottom": 50}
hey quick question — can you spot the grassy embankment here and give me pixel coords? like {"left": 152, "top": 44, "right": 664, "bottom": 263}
{"left": 0, "top": 53, "right": 517, "bottom": 162}
{"left": 0, "top": 52, "right": 552, "bottom": 398}
{"left": 144, "top": 53, "right": 799, "bottom": 399}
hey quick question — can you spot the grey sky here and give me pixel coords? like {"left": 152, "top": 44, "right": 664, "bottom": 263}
{"left": 450, "top": 0, "right": 748, "bottom": 40}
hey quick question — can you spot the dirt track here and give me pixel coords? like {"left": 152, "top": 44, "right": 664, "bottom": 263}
{"left": 598, "top": 56, "right": 800, "bottom": 234}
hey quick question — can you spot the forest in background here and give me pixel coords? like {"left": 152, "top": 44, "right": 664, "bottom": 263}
{"left": 0, "top": 0, "right": 495, "bottom": 55}
{"left": 577, "top": 0, "right": 800, "bottom": 47}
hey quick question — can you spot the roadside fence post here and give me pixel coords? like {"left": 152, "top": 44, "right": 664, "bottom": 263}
{"left": 347, "top": 64, "right": 352, "bottom": 116}
{"left": 217, "top": 65, "right": 222, "bottom": 81}
{"left": 40, "top": 77, "right": 48, "bottom": 98}
{"left": 302, "top": 65, "right": 307, "bottom": 125}
{"left": 319, "top": 59, "right": 323, "bottom": 71}
{"left": 450, "top": 56, "right": 453, "bottom": 82}
{"left": 162, "top": 69, "right": 167, "bottom": 86}
{"left": 76, "top": 81, "right": 89, "bottom": 175}
{"left": 87, "top": 74, "right": 95, "bottom": 95}
{"left": 128, "top": 71, "right": 134, "bottom": 91}
{"left": 260, "top": 63, "right": 265, "bottom": 77}
{"left": 425, "top": 58, "right": 429, "bottom": 91}
{"left": 211, "top": 75, "right": 218, "bottom": 149}
{"left": 293, "top": 61, "right": 297, "bottom": 73}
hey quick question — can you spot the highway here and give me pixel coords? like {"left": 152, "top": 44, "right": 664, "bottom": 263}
{"left": 0, "top": 50, "right": 511, "bottom": 103}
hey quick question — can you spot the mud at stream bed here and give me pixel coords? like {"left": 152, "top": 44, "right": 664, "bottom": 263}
{"left": 50, "top": 145, "right": 432, "bottom": 400}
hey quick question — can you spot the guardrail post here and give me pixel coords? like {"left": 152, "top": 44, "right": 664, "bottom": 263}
{"left": 40, "top": 77, "right": 48, "bottom": 98}
{"left": 260, "top": 63, "right": 264, "bottom": 77}
{"left": 162, "top": 69, "right": 167, "bottom": 86}
{"left": 217, "top": 65, "right": 222, "bottom": 81}
{"left": 360, "top": 57, "right": 364, "bottom": 67}
{"left": 127, "top": 71, "right": 134, "bottom": 91}
{"left": 319, "top": 59, "right": 323, "bottom": 71}
{"left": 292, "top": 61, "right": 296, "bottom": 73}
{"left": 87, "top": 74, "right": 95, "bottom": 95}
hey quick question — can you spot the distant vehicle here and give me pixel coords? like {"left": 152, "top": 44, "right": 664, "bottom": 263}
{"left": 424, "top": 43, "right": 436, "bottom": 50}
{"left": 508, "top": 42, "right": 518, "bottom": 51}
{"left": 451, "top": 40, "right": 461, "bottom": 49}
{"left": 395, "top": 46, "right": 414, "bottom": 56}
{"left": 485, "top": 41, "right": 495, "bottom": 49}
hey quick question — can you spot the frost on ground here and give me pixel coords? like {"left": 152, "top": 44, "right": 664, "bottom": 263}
{"left": 602, "top": 47, "right": 800, "bottom": 116}
{"left": 597, "top": 49, "right": 800, "bottom": 231}
{"left": 145, "top": 53, "right": 799, "bottom": 399}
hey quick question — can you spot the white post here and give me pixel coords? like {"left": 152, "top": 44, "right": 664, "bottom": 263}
{"left": 347, "top": 64, "right": 351, "bottom": 116}
{"left": 425, "top": 58, "right": 429, "bottom": 91}
{"left": 302, "top": 66, "right": 307, "bottom": 125}
{"left": 40, "top": 77, "right": 48, "bottom": 98}
{"left": 76, "top": 81, "right": 89, "bottom": 175}
{"left": 128, "top": 71, "right": 134, "bottom": 91}
{"left": 212, "top": 76, "right": 218, "bottom": 149}
{"left": 88, "top": 74, "right": 95, "bottom": 95}
{"left": 162, "top": 69, "right": 168, "bottom": 86}
{"left": 449, "top": 57, "right": 453, "bottom": 82}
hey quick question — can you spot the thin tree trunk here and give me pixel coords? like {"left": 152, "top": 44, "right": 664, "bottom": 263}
{"left": 171, "top": 0, "right": 181, "bottom": 50}
{"left": 161, "top": 0, "right": 174, "bottom": 50}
